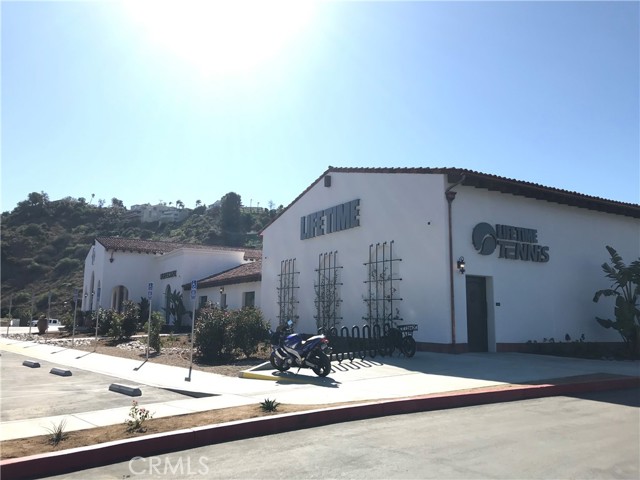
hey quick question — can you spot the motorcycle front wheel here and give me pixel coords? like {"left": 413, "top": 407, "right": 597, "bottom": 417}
{"left": 270, "top": 351, "right": 290, "bottom": 372}
{"left": 311, "top": 352, "right": 331, "bottom": 377}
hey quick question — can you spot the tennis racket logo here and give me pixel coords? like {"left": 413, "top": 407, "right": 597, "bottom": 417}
{"left": 472, "top": 222, "right": 497, "bottom": 255}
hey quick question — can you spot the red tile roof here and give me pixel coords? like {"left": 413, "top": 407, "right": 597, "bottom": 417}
{"left": 186, "top": 260, "right": 262, "bottom": 289}
{"left": 260, "top": 166, "right": 639, "bottom": 233}
{"left": 95, "top": 237, "right": 261, "bottom": 261}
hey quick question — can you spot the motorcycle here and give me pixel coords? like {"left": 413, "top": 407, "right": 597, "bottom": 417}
{"left": 269, "top": 320, "right": 332, "bottom": 377}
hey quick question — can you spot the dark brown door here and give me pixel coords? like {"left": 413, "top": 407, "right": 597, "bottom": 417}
{"left": 466, "top": 276, "right": 488, "bottom": 352}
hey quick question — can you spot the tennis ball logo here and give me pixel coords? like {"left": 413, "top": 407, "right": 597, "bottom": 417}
{"left": 472, "top": 222, "right": 497, "bottom": 255}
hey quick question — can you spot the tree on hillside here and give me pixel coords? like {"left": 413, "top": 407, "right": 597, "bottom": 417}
{"left": 111, "top": 198, "right": 124, "bottom": 209}
{"left": 221, "top": 192, "right": 244, "bottom": 246}
{"left": 28, "top": 191, "right": 49, "bottom": 207}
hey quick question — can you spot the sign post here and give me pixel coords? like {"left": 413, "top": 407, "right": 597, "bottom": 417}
{"left": 93, "top": 287, "right": 101, "bottom": 351}
{"left": 47, "top": 291, "right": 52, "bottom": 322}
{"left": 146, "top": 283, "right": 153, "bottom": 360}
{"left": 28, "top": 292, "right": 34, "bottom": 335}
{"left": 72, "top": 289, "right": 79, "bottom": 347}
{"left": 5, "top": 295, "right": 12, "bottom": 336}
{"left": 185, "top": 280, "right": 197, "bottom": 382}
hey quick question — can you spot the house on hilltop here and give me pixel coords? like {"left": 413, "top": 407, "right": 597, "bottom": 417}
{"left": 129, "top": 203, "right": 190, "bottom": 224}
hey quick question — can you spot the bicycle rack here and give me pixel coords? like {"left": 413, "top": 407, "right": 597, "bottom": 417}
{"left": 326, "top": 322, "right": 418, "bottom": 363}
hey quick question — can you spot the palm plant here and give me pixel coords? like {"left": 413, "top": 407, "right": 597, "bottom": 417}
{"left": 593, "top": 245, "right": 640, "bottom": 357}
{"left": 163, "top": 290, "right": 190, "bottom": 328}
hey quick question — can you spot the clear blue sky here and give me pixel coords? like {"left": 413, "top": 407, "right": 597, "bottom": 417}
{"left": 2, "top": 0, "right": 639, "bottom": 213}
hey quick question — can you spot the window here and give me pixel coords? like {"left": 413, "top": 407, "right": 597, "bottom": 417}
{"left": 165, "top": 285, "right": 171, "bottom": 323}
{"left": 199, "top": 296, "right": 208, "bottom": 308}
{"left": 243, "top": 291, "right": 255, "bottom": 308}
{"left": 220, "top": 293, "right": 227, "bottom": 309}
{"left": 110, "top": 285, "right": 129, "bottom": 313}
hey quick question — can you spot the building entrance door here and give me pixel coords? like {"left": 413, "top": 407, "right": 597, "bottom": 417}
{"left": 466, "top": 275, "right": 488, "bottom": 352}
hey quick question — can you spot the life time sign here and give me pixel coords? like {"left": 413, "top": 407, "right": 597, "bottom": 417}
{"left": 301, "top": 199, "right": 360, "bottom": 240}
{"left": 472, "top": 222, "right": 550, "bottom": 263}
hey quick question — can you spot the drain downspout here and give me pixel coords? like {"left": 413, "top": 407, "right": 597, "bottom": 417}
{"left": 445, "top": 175, "right": 465, "bottom": 351}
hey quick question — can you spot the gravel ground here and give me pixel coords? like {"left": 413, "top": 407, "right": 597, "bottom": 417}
{"left": 4, "top": 332, "right": 270, "bottom": 377}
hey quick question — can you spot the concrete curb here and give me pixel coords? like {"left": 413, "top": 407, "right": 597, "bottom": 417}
{"left": 240, "top": 370, "right": 322, "bottom": 384}
{"left": 2, "top": 376, "right": 638, "bottom": 480}
{"left": 108, "top": 383, "right": 142, "bottom": 397}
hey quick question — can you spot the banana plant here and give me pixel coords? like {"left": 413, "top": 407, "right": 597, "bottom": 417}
{"left": 163, "top": 289, "right": 190, "bottom": 328}
{"left": 593, "top": 245, "right": 640, "bottom": 357}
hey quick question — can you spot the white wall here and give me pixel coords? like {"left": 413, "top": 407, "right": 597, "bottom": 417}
{"left": 93, "top": 249, "right": 162, "bottom": 310}
{"left": 451, "top": 186, "right": 640, "bottom": 345}
{"left": 261, "top": 172, "right": 452, "bottom": 339}
{"left": 154, "top": 249, "right": 247, "bottom": 311}
{"left": 261, "top": 171, "right": 640, "bottom": 347}
{"left": 82, "top": 241, "right": 254, "bottom": 318}
{"left": 197, "top": 281, "right": 261, "bottom": 313}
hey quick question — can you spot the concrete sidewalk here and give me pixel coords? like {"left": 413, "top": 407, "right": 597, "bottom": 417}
{"left": 1, "top": 335, "right": 639, "bottom": 479}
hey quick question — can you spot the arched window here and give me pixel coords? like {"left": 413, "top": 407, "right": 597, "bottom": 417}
{"left": 111, "top": 285, "right": 129, "bottom": 313}
{"left": 165, "top": 285, "right": 172, "bottom": 324}
{"left": 88, "top": 273, "right": 95, "bottom": 310}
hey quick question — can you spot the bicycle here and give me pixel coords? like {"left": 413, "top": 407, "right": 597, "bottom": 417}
{"left": 385, "top": 323, "right": 418, "bottom": 357}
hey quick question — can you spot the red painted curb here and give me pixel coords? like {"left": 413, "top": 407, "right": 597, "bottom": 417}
{"left": 2, "top": 377, "right": 638, "bottom": 480}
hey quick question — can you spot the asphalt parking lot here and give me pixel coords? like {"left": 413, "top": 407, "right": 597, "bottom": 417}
{"left": 0, "top": 350, "right": 189, "bottom": 423}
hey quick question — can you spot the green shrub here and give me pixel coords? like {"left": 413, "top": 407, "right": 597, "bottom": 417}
{"left": 54, "top": 258, "right": 81, "bottom": 275}
{"left": 121, "top": 301, "right": 139, "bottom": 339}
{"left": 230, "top": 307, "right": 269, "bottom": 358}
{"left": 23, "top": 223, "right": 45, "bottom": 237}
{"left": 194, "top": 306, "right": 231, "bottom": 362}
{"left": 98, "top": 309, "right": 120, "bottom": 337}
{"left": 138, "top": 298, "right": 150, "bottom": 331}
{"left": 26, "top": 261, "right": 47, "bottom": 275}
{"left": 143, "top": 312, "right": 163, "bottom": 353}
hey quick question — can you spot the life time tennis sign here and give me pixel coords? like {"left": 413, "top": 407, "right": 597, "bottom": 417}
{"left": 472, "top": 222, "right": 550, "bottom": 263}
{"left": 301, "top": 199, "right": 360, "bottom": 240}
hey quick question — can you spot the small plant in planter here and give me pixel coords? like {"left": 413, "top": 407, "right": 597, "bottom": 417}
{"left": 125, "top": 400, "right": 154, "bottom": 433}
{"left": 45, "top": 418, "right": 68, "bottom": 446}
{"left": 260, "top": 398, "right": 280, "bottom": 412}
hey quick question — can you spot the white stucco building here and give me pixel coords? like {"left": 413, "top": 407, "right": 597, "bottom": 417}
{"left": 82, "top": 237, "right": 260, "bottom": 323}
{"left": 259, "top": 167, "right": 640, "bottom": 353}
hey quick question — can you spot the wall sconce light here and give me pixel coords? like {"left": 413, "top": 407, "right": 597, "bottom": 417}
{"left": 219, "top": 286, "right": 225, "bottom": 294}
{"left": 109, "top": 252, "right": 115, "bottom": 263}
{"left": 457, "top": 256, "right": 466, "bottom": 274}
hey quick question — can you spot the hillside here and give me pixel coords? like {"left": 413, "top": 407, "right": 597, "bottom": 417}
{"left": 1, "top": 192, "right": 279, "bottom": 322}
